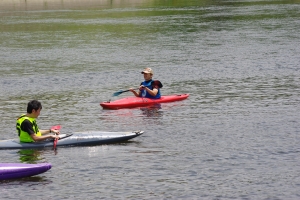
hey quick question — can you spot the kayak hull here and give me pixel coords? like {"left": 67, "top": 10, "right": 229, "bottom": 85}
{"left": 0, "top": 163, "right": 51, "bottom": 180}
{"left": 0, "top": 131, "right": 143, "bottom": 150}
{"left": 100, "top": 94, "right": 189, "bottom": 109}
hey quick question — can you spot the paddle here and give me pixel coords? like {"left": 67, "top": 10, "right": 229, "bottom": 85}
{"left": 51, "top": 125, "right": 61, "bottom": 150}
{"left": 112, "top": 88, "right": 139, "bottom": 97}
{"left": 112, "top": 80, "right": 163, "bottom": 97}
{"left": 51, "top": 125, "right": 61, "bottom": 131}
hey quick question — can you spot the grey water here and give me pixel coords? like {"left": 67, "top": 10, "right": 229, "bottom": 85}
{"left": 0, "top": 0, "right": 300, "bottom": 199}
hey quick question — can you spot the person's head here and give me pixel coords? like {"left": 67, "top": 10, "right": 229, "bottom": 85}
{"left": 141, "top": 68, "right": 153, "bottom": 81}
{"left": 27, "top": 100, "right": 42, "bottom": 118}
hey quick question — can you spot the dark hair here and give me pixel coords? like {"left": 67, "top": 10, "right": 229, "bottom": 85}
{"left": 27, "top": 100, "right": 42, "bottom": 113}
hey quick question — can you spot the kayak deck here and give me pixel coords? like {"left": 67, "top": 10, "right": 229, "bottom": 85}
{"left": 100, "top": 94, "right": 189, "bottom": 109}
{"left": 0, "top": 131, "right": 143, "bottom": 150}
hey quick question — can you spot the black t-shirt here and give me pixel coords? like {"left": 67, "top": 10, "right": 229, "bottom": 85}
{"left": 21, "top": 119, "right": 35, "bottom": 135}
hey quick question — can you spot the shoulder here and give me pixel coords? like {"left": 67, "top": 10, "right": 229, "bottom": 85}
{"left": 21, "top": 119, "right": 33, "bottom": 129}
{"left": 22, "top": 119, "right": 32, "bottom": 124}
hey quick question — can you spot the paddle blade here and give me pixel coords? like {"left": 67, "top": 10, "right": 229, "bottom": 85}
{"left": 51, "top": 125, "right": 60, "bottom": 153}
{"left": 53, "top": 138, "right": 58, "bottom": 149}
{"left": 112, "top": 90, "right": 124, "bottom": 97}
{"left": 51, "top": 125, "right": 61, "bottom": 130}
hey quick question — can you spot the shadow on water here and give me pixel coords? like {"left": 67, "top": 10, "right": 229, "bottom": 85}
{"left": 0, "top": 176, "right": 50, "bottom": 184}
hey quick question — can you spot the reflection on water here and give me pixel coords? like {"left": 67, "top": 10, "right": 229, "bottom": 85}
{"left": 139, "top": 104, "right": 163, "bottom": 118}
{"left": 18, "top": 149, "right": 43, "bottom": 163}
{"left": 100, "top": 104, "right": 163, "bottom": 121}
{"left": 98, "top": 103, "right": 164, "bottom": 130}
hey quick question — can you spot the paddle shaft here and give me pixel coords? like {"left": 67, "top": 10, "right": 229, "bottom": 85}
{"left": 113, "top": 80, "right": 162, "bottom": 97}
{"left": 113, "top": 88, "right": 139, "bottom": 96}
{"left": 121, "top": 89, "right": 136, "bottom": 93}
{"left": 51, "top": 125, "right": 61, "bottom": 150}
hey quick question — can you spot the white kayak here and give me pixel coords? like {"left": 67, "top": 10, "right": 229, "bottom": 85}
{"left": 0, "top": 131, "right": 143, "bottom": 150}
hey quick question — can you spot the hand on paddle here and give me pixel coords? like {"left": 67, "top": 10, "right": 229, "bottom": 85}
{"left": 51, "top": 125, "right": 61, "bottom": 151}
{"left": 114, "top": 80, "right": 163, "bottom": 97}
{"left": 131, "top": 85, "right": 145, "bottom": 91}
{"left": 50, "top": 125, "right": 60, "bottom": 137}
{"left": 50, "top": 125, "right": 61, "bottom": 133}
{"left": 51, "top": 130, "right": 60, "bottom": 136}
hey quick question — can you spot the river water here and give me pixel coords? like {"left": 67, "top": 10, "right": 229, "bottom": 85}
{"left": 0, "top": 0, "right": 300, "bottom": 199}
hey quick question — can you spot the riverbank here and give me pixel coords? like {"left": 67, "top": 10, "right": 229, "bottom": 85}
{"left": 0, "top": 0, "right": 150, "bottom": 11}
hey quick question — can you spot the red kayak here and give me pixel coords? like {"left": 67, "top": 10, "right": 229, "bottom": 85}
{"left": 100, "top": 94, "right": 189, "bottom": 109}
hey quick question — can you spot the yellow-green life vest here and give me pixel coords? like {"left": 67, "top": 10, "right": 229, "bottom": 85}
{"left": 16, "top": 114, "right": 41, "bottom": 143}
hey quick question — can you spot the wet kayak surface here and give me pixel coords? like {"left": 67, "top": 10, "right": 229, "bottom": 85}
{"left": 0, "top": 163, "right": 52, "bottom": 180}
{"left": 100, "top": 94, "right": 189, "bottom": 109}
{"left": 0, "top": 131, "right": 143, "bottom": 149}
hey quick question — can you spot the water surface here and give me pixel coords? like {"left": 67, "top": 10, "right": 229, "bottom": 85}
{"left": 0, "top": 0, "right": 300, "bottom": 199}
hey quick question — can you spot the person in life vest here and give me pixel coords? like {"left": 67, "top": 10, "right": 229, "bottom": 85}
{"left": 129, "top": 68, "right": 163, "bottom": 99}
{"left": 16, "top": 100, "right": 60, "bottom": 143}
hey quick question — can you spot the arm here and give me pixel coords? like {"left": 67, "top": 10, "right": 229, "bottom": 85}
{"left": 35, "top": 129, "right": 60, "bottom": 141}
{"left": 132, "top": 85, "right": 158, "bottom": 97}
{"left": 145, "top": 81, "right": 161, "bottom": 97}
{"left": 31, "top": 133, "right": 59, "bottom": 142}
{"left": 144, "top": 87, "right": 158, "bottom": 97}
{"left": 22, "top": 120, "right": 59, "bottom": 142}
{"left": 144, "top": 80, "right": 162, "bottom": 97}
{"left": 130, "top": 82, "right": 144, "bottom": 97}
{"left": 40, "top": 129, "right": 60, "bottom": 135}
{"left": 130, "top": 88, "right": 140, "bottom": 97}
{"left": 131, "top": 85, "right": 157, "bottom": 97}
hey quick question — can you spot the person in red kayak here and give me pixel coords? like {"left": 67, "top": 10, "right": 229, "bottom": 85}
{"left": 16, "top": 100, "right": 60, "bottom": 143}
{"left": 130, "top": 68, "right": 162, "bottom": 99}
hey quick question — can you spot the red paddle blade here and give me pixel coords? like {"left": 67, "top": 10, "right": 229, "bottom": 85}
{"left": 51, "top": 125, "right": 60, "bottom": 152}
{"left": 51, "top": 125, "right": 61, "bottom": 130}
{"left": 53, "top": 138, "right": 58, "bottom": 150}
